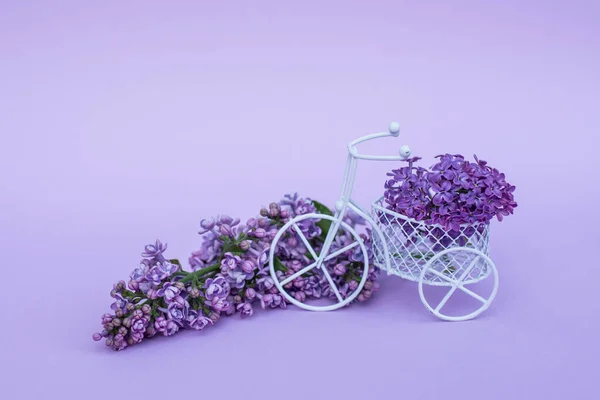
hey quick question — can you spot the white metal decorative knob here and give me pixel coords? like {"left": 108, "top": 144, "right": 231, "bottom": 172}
{"left": 335, "top": 200, "right": 345, "bottom": 212}
{"left": 389, "top": 122, "right": 400, "bottom": 136}
{"left": 399, "top": 145, "right": 411, "bottom": 159}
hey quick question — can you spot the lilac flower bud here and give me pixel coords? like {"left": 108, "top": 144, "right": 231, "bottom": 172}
{"left": 240, "top": 240, "right": 252, "bottom": 251}
{"left": 268, "top": 228, "right": 278, "bottom": 239}
{"left": 154, "top": 316, "right": 168, "bottom": 333}
{"left": 92, "top": 333, "right": 102, "bottom": 341}
{"left": 132, "top": 309, "right": 143, "bottom": 319}
{"left": 294, "top": 291, "right": 306, "bottom": 302}
{"left": 209, "top": 312, "right": 220, "bottom": 323}
{"left": 268, "top": 203, "right": 280, "bottom": 217}
{"left": 141, "top": 304, "right": 151, "bottom": 315}
{"left": 286, "top": 236, "right": 298, "bottom": 248}
{"left": 348, "top": 280, "right": 359, "bottom": 291}
{"left": 269, "top": 286, "right": 279, "bottom": 294}
{"left": 110, "top": 289, "right": 118, "bottom": 298}
{"left": 188, "top": 287, "right": 201, "bottom": 298}
{"left": 115, "top": 281, "right": 125, "bottom": 291}
{"left": 245, "top": 287, "right": 256, "bottom": 300}
{"left": 233, "top": 295, "right": 242, "bottom": 304}
{"left": 173, "top": 281, "right": 185, "bottom": 290}
{"left": 334, "top": 263, "right": 347, "bottom": 276}
{"left": 257, "top": 218, "right": 268, "bottom": 228}
{"left": 118, "top": 326, "right": 128, "bottom": 335}
{"left": 260, "top": 208, "right": 269, "bottom": 217}
{"left": 241, "top": 260, "right": 254, "bottom": 274}
{"left": 225, "top": 302, "right": 236, "bottom": 316}
{"left": 253, "top": 228, "right": 267, "bottom": 238}
{"left": 293, "top": 278, "right": 306, "bottom": 289}
{"left": 122, "top": 317, "right": 132, "bottom": 328}
{"left": 115, "top": 309, "right": 124, "bottom": 318}
{"left": 145, "top": 325, "right": 156, "bottom": 337}
{"left": 372, "top": 281, "right": 380, "bottom": 291}
{"left": 147, "top": 288, "right": 159, "bottom": 300}
{"left": 105, "top": 322, "right": 114, "bottom": 331}
{"left": 280, "top": 209, "right": 290, "bottom": 219}
{"left": 219, "top": 225, "right": 232, "bottom": 236}
{"left": 101, "top": 313, "right": 113, "bottom": 324}
{"left": 362, "top": 289, "right": 372, "bottom": 299}
{"left": 358, "top": 293, "right": 365, "bottom": 302}
{"left": 289, "top": 260, "right": 302, "bottom": 272}
{"left": 126, "top": 303, "right": 135, "bottom": 312}
{"left": 112, "top": 318, "right": 122, "bottom": 327}
{"left": 128, "top": 280, "right": 139, "bottom": 291}
{"left": 364, "top": 280, "right": 373, "bottom": 290}
{"left": 127, "top": 337, "right": 135, "bottom": 346}
{"left": 105, "top": 337, "right": 114, "bottom": 347}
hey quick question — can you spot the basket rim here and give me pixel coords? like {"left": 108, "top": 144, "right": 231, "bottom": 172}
{"left": 371, "top": 195, "right": 490, "bottom": 230}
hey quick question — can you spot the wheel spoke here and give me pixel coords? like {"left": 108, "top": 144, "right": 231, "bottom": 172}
{"left": 320, "top": 265, "right": 344, "bottom": 302}
{"left": 279, "top": 241, "right": 360, "bottom": 291}
{"left": 457, "top": 285, "right": 487, "bottom": 304}
{"left": 292, "top": 223, "right": 318, "bottom": 260}
{"left": 435, "top": 285, "right": 460, "bottom": 312}
{"left": 323, "top": 241, "right": 360, "bottom": 262}
{"left": 455, "top": 255, "right": 481, "bottom": 283}
{"left": 434, "top": 255, "right": 483, "bottom": 312}
{"left": 280, "top": 261, "right": 318, "bottom": 286}
{"left": 427, "top": 268, "right": 458, "bottom": 284}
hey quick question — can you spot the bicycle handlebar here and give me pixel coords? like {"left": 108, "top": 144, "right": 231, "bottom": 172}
{"left": 348, "top": 122, "right": 412, "bottom": 161}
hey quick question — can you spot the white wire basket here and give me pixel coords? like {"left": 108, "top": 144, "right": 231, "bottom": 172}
{"left": 371, "top": 196, "right": 492, "bottom": 286}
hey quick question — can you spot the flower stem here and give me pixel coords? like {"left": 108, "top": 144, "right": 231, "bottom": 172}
{"left": 180, "top": 263, "right": 221, "bottom": 283}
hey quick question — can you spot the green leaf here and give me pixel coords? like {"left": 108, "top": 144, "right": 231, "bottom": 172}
{"left": 169, "top": 259, "right": 182, "bottom": 266}
{"left": 273, "top": 257, "right": 288, "bottom": 272}
{"left": 312, "top": 200, "right": 334, "bottom": 240}
{"left": 312, "top": 200, "right": 334, "bottom": 216}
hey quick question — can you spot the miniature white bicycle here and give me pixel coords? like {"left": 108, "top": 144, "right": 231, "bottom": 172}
{"left": 269, "top": 122, "right": 499, "bottom": 321}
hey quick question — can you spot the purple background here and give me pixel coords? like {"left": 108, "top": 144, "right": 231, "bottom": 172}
{"left": 2, "top": 1, "right": 599, "bottom": 398}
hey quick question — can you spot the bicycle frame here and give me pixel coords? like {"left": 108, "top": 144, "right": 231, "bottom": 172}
{"left": 313, "top": 129, "right": 410, "bottom": 276}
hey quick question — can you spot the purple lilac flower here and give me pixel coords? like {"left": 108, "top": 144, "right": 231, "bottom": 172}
{"left": 204, "top": 276, "right": 230, "bottom": 300}
{"left": 208, "top": 296, "right": 231, "bottom": 312}
{"left": 131, "top": 260, "right": 150, "bottom": 282}
{"left": 157, "top": 282, "right": 183, "bottom": 304}
{"left": 110, "top": 294, "right": 128, "bottom": 312}
{"left": 141, "top": 239, "right": 168, "bottom": 261}
{"left": 154, "top": 316, "right": 168, "bottom": 333}
{"left": 165, "top": 320, "right": 179, "bottom": 336}
{"left": 384, "top": 153, "right": 517, "bottom": 232}
{"left": 96, "top": 194, "right": 383, "bottom": 352}
{"left": 189, "top": 232, "right": 222, "bottom": 270}
{"left": 237, "top": 303, "right": 254, "bottom": 318}
{"left": 167, "top": 302, "right": 186, "bottom": 322}
{"left": 221, "top": 253, "right": 241, "bottom": 271}
{"left": 186, "top": 310, "right": 213, "bottom": 330}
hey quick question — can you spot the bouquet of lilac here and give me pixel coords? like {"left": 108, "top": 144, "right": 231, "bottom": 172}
{"left": 384, "top": 153, "right": 517, "bottom": 231}
{"left": 93, "top": 193, "right": 379, "bottom": 351}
